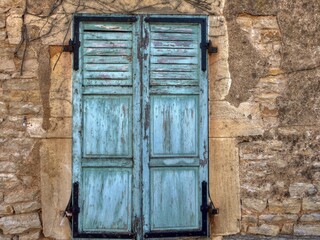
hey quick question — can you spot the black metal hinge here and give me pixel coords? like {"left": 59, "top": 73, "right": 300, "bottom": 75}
{"left": 63, "top": 39, "right": 78, "bottom": 53}
{"left": 206, "top": 40, "right": 218, "bottom": 54}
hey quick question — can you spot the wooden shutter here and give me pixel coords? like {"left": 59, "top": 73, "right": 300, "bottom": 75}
{"left": 142, "top": 17, "right": 209, "bottom": 238}
{"left": 72, "top": 15, "right": 209, "bottom": 239}
{"left": 72, "top": 16, "right": 140, "bottom": 238}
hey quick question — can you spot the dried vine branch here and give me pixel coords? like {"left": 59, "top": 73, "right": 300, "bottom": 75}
{"left": 17, "top": 0, "right": 213, "bottom": 74}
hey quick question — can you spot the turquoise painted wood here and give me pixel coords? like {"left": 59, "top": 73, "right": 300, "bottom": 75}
{"left": 72, "top": 15, "right": 208, "bottom": 239}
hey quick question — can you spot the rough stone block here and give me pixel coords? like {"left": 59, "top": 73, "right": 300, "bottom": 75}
{"left": 47, "top": 117, "right": 72, "bottom": 138}
{"left": 19, "top": 230, "right": 41, "bottom": 240}
{"left": 210, "top": 138, "right": 240, "bottom": 235}
{"left": 0, "top": 162, "right": 16, "bottom": 173}
{"left": 289, "top": 183, "right": 317, "bottom": 198}
{"left": 0, "top": 30, "right": 6, "bottom": 40}
{"left": 242, "top": 215, "right": 258, "bottom": 224}
{"left": 247, "top": 224, "right": 280, "bottom": 236}
{"left": 0, "top": 213, "right": 41, "bottom": 235}
{"left": 268, "top": 198, "right": 301, "bottom": 213}
{"left": 210, "top": 101, "right": 263, "bottom": 138}
{"left": 0, "top": 58, "right": 15, "bottom": 72}
{"left": 50, "top": 98, "right": 72, "bottom": 117}
{"left": 281, "top": 223, "right": 294, "bottom": 235}
{"left": 13, "top": 201, "right": 41, "bottom": 214}
{"left": 0, "top": 173, "right": 19, "bottom": 190}
{"left": 0, "top": 192, "right": 3, "bottom": 202}
{"left": 259, "top": 214, "right": 299, "bottom": 223}
{"left": 6, "top": 12, "right": 22, "bottom": 44}
{"left": 9, "top": 103, "right": 41, "bottom": 115}
{"left": 4, "top": 189, "right": 38, "bottom": 204}
{"left": 294, "top": 224, "right": 320, "bottom": 236}
{"left": 0, "top": 15, "right": 5, "bottom": 28}
{"left": 40, "top": 139, "right": 71, "bottom": 239}
{"left": 26, "top": 118, "right": 46, "bottom": 138}
{"left": 0, "top": 205, "right": 14, "bottom": 216}
{"left": 242, "top": 198, "right": 266, "bottom": 213}
{"left": 300, "top": 213, "right": 320, "bottom": 222}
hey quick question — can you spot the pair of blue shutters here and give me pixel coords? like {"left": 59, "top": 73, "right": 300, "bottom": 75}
{"left": 72, "top": 14, "right": 209, "bottom": 239}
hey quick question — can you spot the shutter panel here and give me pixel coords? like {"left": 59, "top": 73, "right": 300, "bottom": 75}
{"left": 143, "top": 18, "right": 209, "bottom": 238}
{"left": 72, "top": 17, "right": 140, "bottom": 238}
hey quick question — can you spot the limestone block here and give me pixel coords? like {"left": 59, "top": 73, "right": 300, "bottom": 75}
{"left": 209, "top": 101, "right": 264, "bottom": 138}
{"left": 294, "top": 224, "right": 320, "bottom": 235}
{"left": 247, "top": 224, "right": 280, "bottom": 236}
{"left": 0, "top": 205, "right": 14, "bottom": 216}
{"left": 302, "top": 197, "right": 320, "bottom": 211}
{"left": 0, "top": 58, "right": 15, "bottom": 72}
{"left": 242, "top": 198, "right": 266, "bottom": 213}
{"left": 0, "top": 15, "right": 5, "bottom": 28}
{"left": 13, "top": 201, "right": 41, "bottom": 214}
{"left": 26, "top": 118, "right": 46, "bottom": 138}
{"left": 209, "top": 16, "right": 227, "bottom": 37}
{"left": 50, "top": 98, "right": 72, "bottom": 117}
{"left": 0, "top": 162, "right": 16, "bottom": 173}
{"left": 0, "top": 173, "right": 19, "bottom": 190}
{"left": 259, "top": 214, "right": 299, "bottom": 223}
{"left": 281, "top": 223, "right": 294, "bottom": 235}
{"left": 50, "top": 51, "right": 72, "bottom": 92}
{"left": 4, "top": 189, "right": 39, "bottom": 204}
{"left": 0, "top": 192, "right": 3, "bottom": 202}
{"left": 241, "top": 215, "right": 258, "bottom": 224}
{"left": 46, "top": 117, "right": 71, "bottom": 138}
{"left": 268, "top": 198, "right": 301, "bottom": 214}
{"left": 300, "top": 213, "right": 320, "bottom": 222}
{"left": 6, "top": 12, "right": 22, "bottom": 44}
{"left": 19, "top": 230, "right": 41, "bottom": 240}
{"left": 40, "top": 139, "right": 71, "bottom": 239}
{"left": 210, "top": 138, "right": 240, "bottom": 235}
{"left": 0, "top": 234, "right": 12, "bottom": 240}
{"left": 289, "top": 183, "right": 317, "bottom": 198}
{"left": 9, "top": 102, "right": 41, "bottom": 115}
{"left": 0, "top": 30, "right": 6, "bottom": 40}
{"left": 0, "top": 213, "right": 41, "bottom": 235}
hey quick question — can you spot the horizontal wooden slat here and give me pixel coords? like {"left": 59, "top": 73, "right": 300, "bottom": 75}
{"left": 84, "top": 71, "right": 131, "bottom": 80}
{"left": 149, "top": 86, "right": 199, "bottom": 95}
{"left": 83, "top": 22, "right": 133, "bottom": 32}
{"left": 151, "top": 48, "right": 198, "bottom": 57}
{"left": 84, "top": 63, "right": 131, "bottom": 72}
{"left": 151, "top": 40, "right": 197, "bottom": 49}
{"left": 151, "top": 71, "right": 198, "bottom": 80}
{"left": 84, "top": 32, "right": 132, "bottom": 41}
{"left": 84, "top": 56, "right": 132, "bottom": 64}
{"left": 83, "top": 48, "right": 132, "bottom": 56}
{"left": 82, "top": 159, "right": 133, "bottom": 168}
{"left": 151, "top": 56, "right": 198, "bottom": 64}
{"left": 83, "top": 86, "right": 132, "bottom": 95}
{"left": 83, "top": 40, "right": 132, "bottom": 48}
{"left": 149, "top": 158, "right": 199, "bottom": 167}
{"left": 150, "top": 80, "right": 199, "bottom": 86}
{"left": 83, "top": 79, "right": 132, "bottom": 86}
{"left": 151, "top": 32, "right": 197, "bottom": 41}
{"left": 151, "top": 24, "right": 198, "bottom": 33}
{"left": 151, "top": 64, "right": 198, "bottom": 72}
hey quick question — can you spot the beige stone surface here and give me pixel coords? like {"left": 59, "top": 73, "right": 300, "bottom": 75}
{"left": 6, "top": 11, "right": 22, "bottom": 45}
{"left": 209, "top": 138, "right": 240, "bottom": 235}
{"left": 40, "top": 139, "right": 71, "bottom": 239}
{"left": 210, "top": 101, "right": 264, "bottom": 138}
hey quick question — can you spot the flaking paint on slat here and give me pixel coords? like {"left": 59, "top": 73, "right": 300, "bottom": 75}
{"left": 84, "top": 32, "right": 132, "bottom": 41}
{"left": 83, "top": 22, "right": 133, "bottom": 31}
{"left": 83, "top": 40, "right": 132, "bottom": 48}
{"left": 83, "top": 71, "right": 131, "bottom": 80}
{"left": 151, "top": 47, "right": 197, "bottom": 57}
{"left": 84, "top": 56, "right": 131, "bottom": 64}
{"left": 151, "top": 56, "right": 198, "bottom": 64}
{"left": 151, "top": 32, "right": 198, "bottom": 41}
{"left": 83, "top": 48, "right": 132, "bottom": 56}
{"left": 151, "top": 24, "right": 197, "bottom": 33}
{"left": 151, "top": 71, "right": 198, "bottom": 80}
{"left": 151, "top": 40, "right": 197, "bottom": 49}
{"left": 84, "top": 63, "right": 130, "bottom": 72}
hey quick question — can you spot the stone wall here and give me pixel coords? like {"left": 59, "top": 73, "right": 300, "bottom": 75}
{"left": 0, "top": 0, "right": 319, "bottom": 239}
